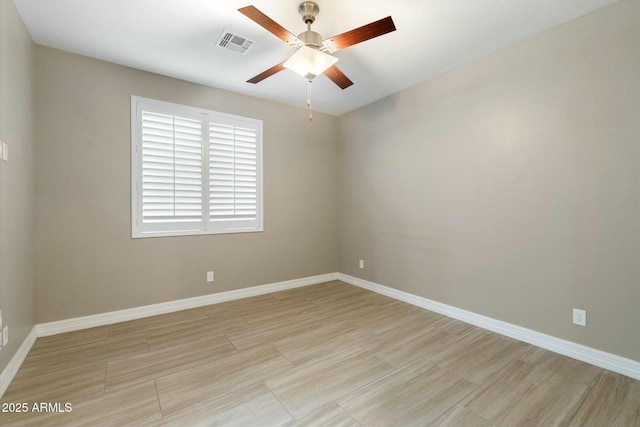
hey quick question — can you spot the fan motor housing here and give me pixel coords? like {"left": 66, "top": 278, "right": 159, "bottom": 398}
{"left": 297, "top": 30, "right": 322, "bottom": 49}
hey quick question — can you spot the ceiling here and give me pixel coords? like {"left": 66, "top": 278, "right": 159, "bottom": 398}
{"left": 13, "top": 0, "right": 618, "bottom": 116}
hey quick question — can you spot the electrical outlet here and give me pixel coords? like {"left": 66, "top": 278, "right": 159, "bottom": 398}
{"left": 359, "top": 259, "right": 364, "bottom": 269}
{"left": 2, "top": 326, "right": 8, "bottom": 346}
{"left": 573, "top": 308, "right": 586, "bottom": 326}
{"left": 206, "top": 271, "right": 214, "bottom": 282}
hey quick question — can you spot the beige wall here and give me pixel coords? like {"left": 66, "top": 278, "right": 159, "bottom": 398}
{"left": 0, "top": 0, "right": 36, "bottom": 371}
{"left": 34, "top": 47, "right": 338, "bottom": 322}
{"left": 338, "top": 0, "right": 640, "bottom": 361}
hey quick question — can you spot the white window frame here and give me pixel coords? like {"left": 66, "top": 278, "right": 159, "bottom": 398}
{"left": 131, "top": 96, "right": 263, "bottom": 238}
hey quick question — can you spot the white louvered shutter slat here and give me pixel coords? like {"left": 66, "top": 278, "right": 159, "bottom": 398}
{"left": 141, "top": 111, "right": 203, "bottom": 225}
{"left": 209, "top": 122, "right": 259, "bottom": 221}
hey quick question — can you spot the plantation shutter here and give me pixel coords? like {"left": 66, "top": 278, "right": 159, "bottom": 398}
{"left": 139, "top": 110, "right": 203, "bottom": 231}
{"left": 208, "top": 116, "right": 260, "bottom": 229}
{"left": 132, "top": 96, "right": 262, "bottom": 238}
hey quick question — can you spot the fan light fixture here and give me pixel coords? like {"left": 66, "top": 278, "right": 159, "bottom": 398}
{"left": 239, "top": 2, "right": 396, "bottom": 121}
{"left": 283, "top": 46, "right": 338, "bottom": 120}
{"left": 283, "top": 46, "right": 338, "bottom": 80}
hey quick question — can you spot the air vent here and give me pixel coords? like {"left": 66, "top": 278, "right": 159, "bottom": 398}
{"left": 217, "top": 31, "right": 254, "bottom": 54}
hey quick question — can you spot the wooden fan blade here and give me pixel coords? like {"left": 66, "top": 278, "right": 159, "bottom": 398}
{"left": 324, "top": 65, "right": 353, "bottom": 90}
{"left": 247, "top": 62, "right": 286, "bottom": 84}
{"left": 325, "top": 16, "right": 396, "bottom": 51}
{"left": 238, "top": 6, "right": 300, "bottom": 46}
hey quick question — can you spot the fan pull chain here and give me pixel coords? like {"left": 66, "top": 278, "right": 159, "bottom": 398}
{"left": 307, "top": 79, "right": 313, "bottom": 121}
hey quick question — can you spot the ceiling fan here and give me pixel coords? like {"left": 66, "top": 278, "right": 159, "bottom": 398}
{"left": 238, "top": 2, "right": 396, "bottom": 90}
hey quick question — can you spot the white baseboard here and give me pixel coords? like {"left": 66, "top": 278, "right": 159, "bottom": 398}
{"left": 338, "top": 273, "right": 640, "bottom": 381}
{"left": 37, "top": 272, "right": 339, "bottom": 337}
{"left": 4, "top": 270, "right": 637, "bottom": 400}
{"left": 0, "top": 326, "right": 37, "bottom": 399}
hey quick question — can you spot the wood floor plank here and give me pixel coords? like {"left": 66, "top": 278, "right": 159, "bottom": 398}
{"left": 291, "top": 403, "right": 362, "bottom": 427}
{"left": 242, "top": 297, "right": 317, "bottom": 324}
{"left": 367, "top": 319, "right": 457, "bottom": 367}
{"left": 28, "top": 326, "right": 109, "bottom": 356}
{"left": 107, "top": 308, "right": 209, "bottom": 338}
{"left": 518, "top": 346, "right": 604, "bottom": 385}
{"left": 105, "top": 334, "right": 237, "bottom": 392}
{"left": 144, "top": 315, "right": 246, "bottom": 352}
{"left": 339, "top": 358, "right": 477, "bottom": 426}
{"left": 280, "top": 281, "right": 367, "bottom": 304}
{"left": 2, "top": 361, "right": 106, "bottom": 404}
{"left": 155, "top": 345, "right": 293, "bottom": 415}
{"left": 266, "top": 347, "right": 394, "bottom": 419}
{"left": 428, "top": 329, "right": 530, "bottom": 383}
{"left": 568, "top": 371, "right": 640, "bottom": 427}
{"left": 304, "top": 296, "right": 374, "bottom": 322}
{"left": 225, "top": 313, "right": 318, "bottom": 351}
{"left": 429, "top": 405, "right": 494, "bottom": 427}
{"left": 158, "top": 383, "right": 293, "bottom": 427}
{"left": 428, "top": 316, "right": 476, "bottom": 336}
{"left": 203, "top": 294, "right": 279, "bottom": 317}
{"left": 17, "top": 332, "right": 149, "bottom": 376}
{"left": 329, "top": 301, "right": 425, "bottom": 335}
{"left": 461, "top": 359, "right": 591, "bottom": 426}
{"left": 273, "top": 321, "right": 374, "bottom": 366}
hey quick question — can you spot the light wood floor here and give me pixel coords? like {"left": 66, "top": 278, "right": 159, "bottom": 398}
{"left": 1, "top": 280, "right": 639, "bottom": 426}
